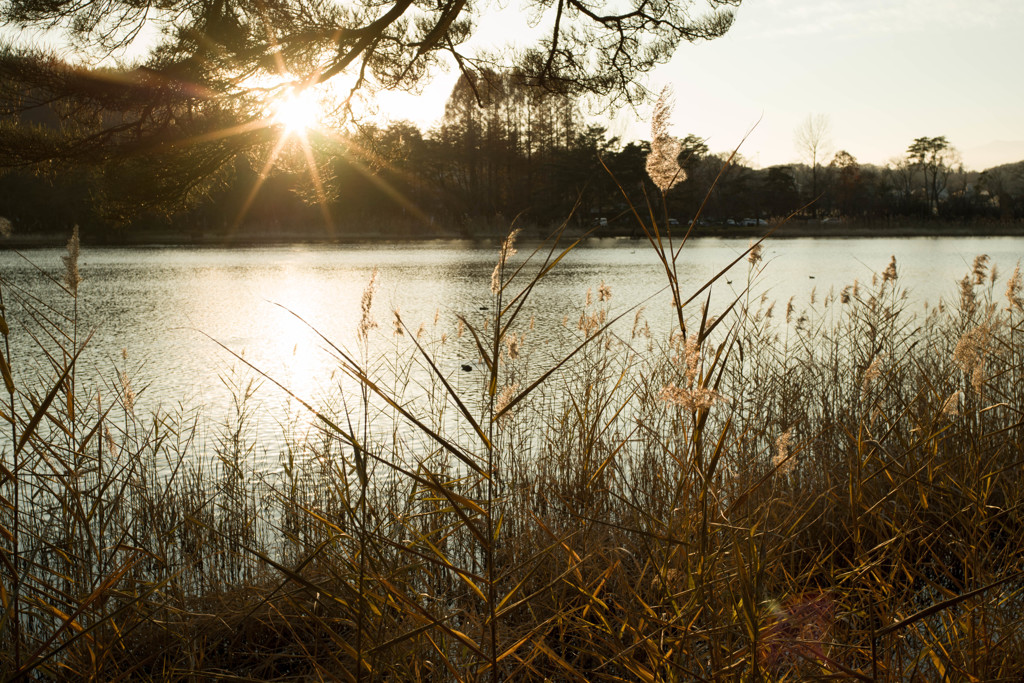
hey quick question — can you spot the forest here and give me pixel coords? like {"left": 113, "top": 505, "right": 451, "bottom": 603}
{"left": 2, "top": 70, "right": 1023, "bottom": 242}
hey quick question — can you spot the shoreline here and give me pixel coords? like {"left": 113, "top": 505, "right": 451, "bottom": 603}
{"left": 2, "top": 219, "right": 1022, "bottom": 248}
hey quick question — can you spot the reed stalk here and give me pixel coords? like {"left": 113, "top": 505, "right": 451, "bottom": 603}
{"left": 1, "top": 165, "right": 1023, "bottom": 681}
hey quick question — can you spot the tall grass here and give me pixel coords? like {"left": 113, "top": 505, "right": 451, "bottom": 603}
{"left": 2, "top": 172, "right": 1024, "bottom": 679}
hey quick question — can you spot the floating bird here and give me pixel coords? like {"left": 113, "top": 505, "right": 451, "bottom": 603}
{"left": 461, "top": 364, "right": 473, "bottom": 372}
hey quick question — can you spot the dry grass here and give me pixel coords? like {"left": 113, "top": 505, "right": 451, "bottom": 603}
{"left": 2, "top": 204, "right": 1024, "bottom": 680}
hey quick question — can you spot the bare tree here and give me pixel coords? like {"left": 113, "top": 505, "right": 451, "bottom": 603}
{"left": 794, "top": 113, "right": 832, "bottom": 214}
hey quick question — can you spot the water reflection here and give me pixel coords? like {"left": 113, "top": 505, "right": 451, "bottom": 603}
{"left": 1, "top": 236, "right": 1020, "bottom": 462}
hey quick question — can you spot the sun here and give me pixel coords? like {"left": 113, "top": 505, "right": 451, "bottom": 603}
{"left": 235, "top": 77, "right": 342, "bottom": 234}
{"left": 271, "top": 87, "right": 321, "bottom": 135}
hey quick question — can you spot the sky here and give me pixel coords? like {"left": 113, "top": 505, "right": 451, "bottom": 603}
{"left": 5, "top": 0, "right": 1022, "bottom": 171}
{"left": 379, "top": 0, "right": 1024, "bottom": 171}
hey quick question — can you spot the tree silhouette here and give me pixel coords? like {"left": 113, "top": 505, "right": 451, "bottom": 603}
{"left": 0, "top": 0, "right": 742, "bottom": 218}
{"left": 829, "top": 150, "right": 861, "bottom": 217}
{"left": 906, "top": 135, "right": 958, "bottom": 215}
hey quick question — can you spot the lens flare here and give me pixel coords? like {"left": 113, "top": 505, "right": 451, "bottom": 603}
{"left": 272, "top": 88, "right": 319, "bottom": 135}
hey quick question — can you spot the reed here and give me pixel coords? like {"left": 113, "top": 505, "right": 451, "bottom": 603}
{"left": 1, "top": 141, "right": 1023, "bottom": 680}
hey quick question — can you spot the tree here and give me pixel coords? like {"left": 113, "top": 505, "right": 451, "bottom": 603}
{"left": 829, "top": 150, "right": 861, "bottom": 217}
{"left": 885, "top": 156, "right": 918, "bottom": 215}
{"left": 978, "top": 162, "right": 1024, "bottom": 221}
{"left": 0, "top": 0, "right": 742, "bottom": 218}
{"left": 678, "top": 134, "right": 709, "bottom": 165}
{"left": 905, "top": 135, "right": 958, "bottom": 215}
{"left": 761, "top": 165, "right": 800, "bottom": 218}
{"left": 793, "top": 113, "right": 832, "bottom": 215}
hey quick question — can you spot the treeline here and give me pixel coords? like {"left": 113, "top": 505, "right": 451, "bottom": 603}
{"left": 1, "top": 71, "right": 1023, "bottom": 240}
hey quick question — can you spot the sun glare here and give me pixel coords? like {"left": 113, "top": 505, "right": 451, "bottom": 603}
{"left": 272, "top": 88, "right": 320, "bottom": 135}
{"left": 242, "top": 78, "right": 337, "bottom": 231}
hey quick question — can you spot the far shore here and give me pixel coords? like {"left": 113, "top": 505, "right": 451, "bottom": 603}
{"left": 705, "top": 219, "right": 1024, "bottom": 239}
{"left": 2, "top": 218, "right": 1022, "bottom": 249}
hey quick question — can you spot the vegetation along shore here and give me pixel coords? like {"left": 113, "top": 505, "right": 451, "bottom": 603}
{"left": 2, "top": 146, "right": 1023, "bottom": 679}
{"left": 1, "top": 0, "right": 1022, "bottom": 677}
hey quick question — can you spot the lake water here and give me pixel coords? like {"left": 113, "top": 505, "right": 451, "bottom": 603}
{"left": 1, "top": 236, "right": 1020, "bottom": 455}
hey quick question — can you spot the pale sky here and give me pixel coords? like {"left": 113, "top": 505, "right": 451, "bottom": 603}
{"left": 380, "top": 0, "right": 1024, "bottom": 171}
{"left": 5, "top": 0, "right": 1022, "bottom": 171}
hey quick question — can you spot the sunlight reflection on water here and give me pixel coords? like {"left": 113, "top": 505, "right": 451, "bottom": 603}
{"left": 2, "top": 236, "right": 1021, "bottom": 467}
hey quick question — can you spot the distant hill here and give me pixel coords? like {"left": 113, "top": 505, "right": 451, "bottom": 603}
{"left": 962, "top": 141, "right": 1024, "bottom": 172}
{"left": 982, "top": 160, "right": 1024, "bottom": 191}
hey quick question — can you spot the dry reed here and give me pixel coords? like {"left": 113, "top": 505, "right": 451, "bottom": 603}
{"left": 1, "top": 178, "right": 1023, "bottom": 683}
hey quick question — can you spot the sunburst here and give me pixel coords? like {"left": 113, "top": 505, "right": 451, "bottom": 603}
{"left": 270, "top": 86, "right": 321, "bottom": 136}
{"left": 216, "top": 7, "right": 427, "bottom": 238}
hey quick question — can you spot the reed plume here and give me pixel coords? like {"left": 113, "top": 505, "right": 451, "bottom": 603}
{"left": 62, "top": 225, "right": 82, "bottom": 296}
{"left": 941, "top": 390, "right": 962, "bottom": 419}
{"left": 646, "top": 87, "right": 685, "bottom": 192}
{"left": 861, "top": 353, "right": 884, "bottom": 393}
{"left": 1007, "top": 264, "right": 1023, "bottom": 312}
{"left": 357, "top": 267, "right": 379, "bottom": 342}
{"left": 660, "top": 335, "right": 722, "bottom": 411}
{"left": 773, "top": 428, "right": 794, "bottom": 473}
{"left": 972, "top": 254, "right": 990, "bottom": 286}
{"left": 505, "top": 332, "right": 520, "bottom": 360}
{"left": 748, "top": 240, "right": 763, "bottom": 266}
{"left": 494, "top": 382, "right": 519, "bottom": 420}
{"left": 953, "top": 320, "right": 998, "bottom": 394}
{"left": 881, "top": 255, "right": 897, "bottom": 283}
{"left": 491, "top": 227, "right": 520, "bottom": 294}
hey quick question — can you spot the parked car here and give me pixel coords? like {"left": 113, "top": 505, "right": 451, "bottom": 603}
{"left": 740, "top": 218, "right": 769, "bottom": 226}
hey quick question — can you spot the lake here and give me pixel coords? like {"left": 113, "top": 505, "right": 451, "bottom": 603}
{"left": 1, "top": 235, "right": 1020, "bottom": 457}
